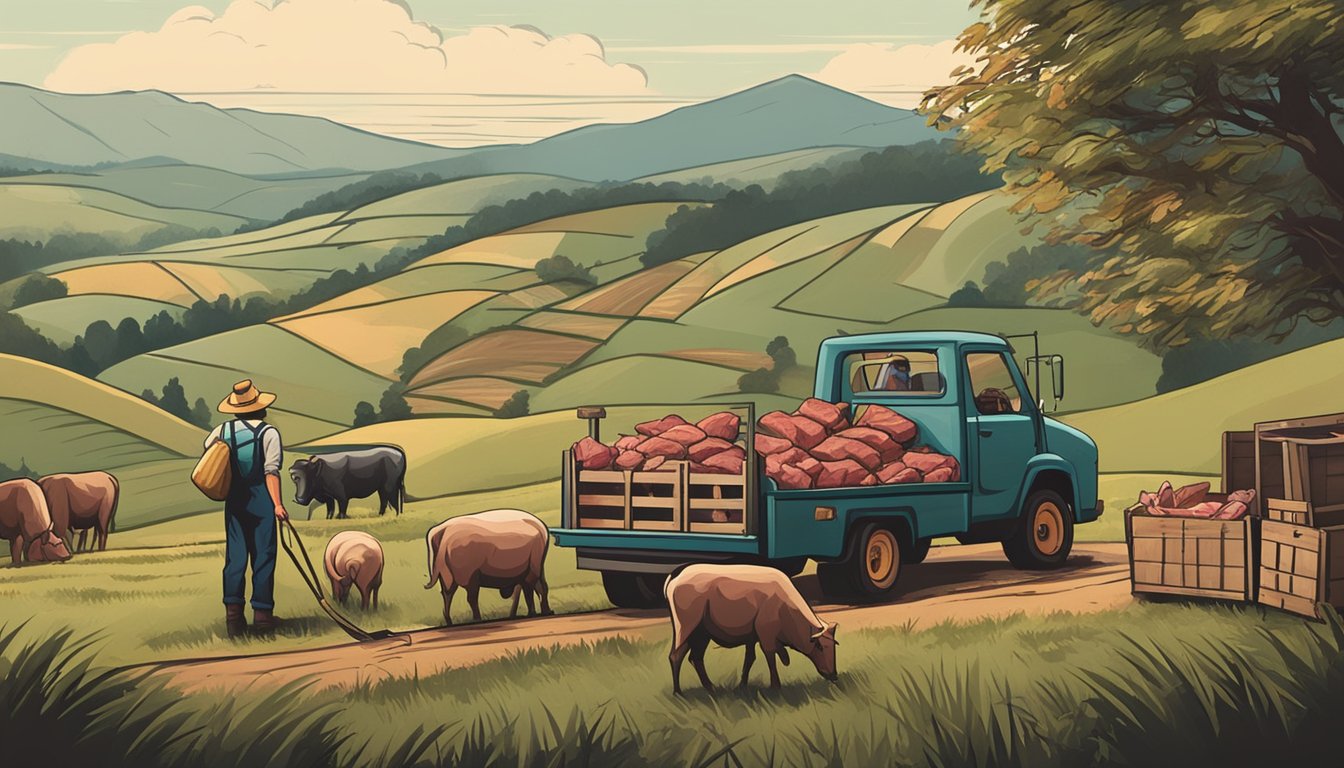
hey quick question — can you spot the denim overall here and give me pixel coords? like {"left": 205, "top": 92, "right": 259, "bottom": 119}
{"left": 222, "top": 420, "right": 279, "bottom": 611}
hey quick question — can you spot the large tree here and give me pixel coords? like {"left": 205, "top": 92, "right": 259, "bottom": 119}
{"left": 923, "top": 0, "right": 1344, "bottom": 346}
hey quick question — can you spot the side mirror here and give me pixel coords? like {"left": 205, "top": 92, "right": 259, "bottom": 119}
{"left": 1052, "top": 357, "right": 1065, "bottom": 402}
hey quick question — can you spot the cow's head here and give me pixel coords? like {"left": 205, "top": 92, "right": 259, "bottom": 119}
{"left": 806, "top": 621, "right": 839, "bottom": 682}
{"left": 26, "top": 529, "right": 72, "bottom": 564}
{"left": 290, "top": 457, "right": 324, "bottom": 505}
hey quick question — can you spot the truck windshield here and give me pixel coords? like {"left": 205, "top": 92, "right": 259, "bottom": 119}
{"left": 966, "top": 352, "right": 1024, "bottom": 413}
{"left": 847, "top": 351, "right": 944, "bottom": 395}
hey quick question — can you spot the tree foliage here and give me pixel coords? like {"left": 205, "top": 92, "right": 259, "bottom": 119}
{"left": 140, "top": 377, "right": 211, "bottom": 428}
{"left": 9, "top": 274, "right": 67, "bottom": 309}
{"left": 493, "top": 390, "right": 530, "bottom": 418}
{"left": 738, "top": 336, "right": 797, "bottom": 393}
{"left": 924, "top": 0, "right": 1344, "bottom": 347}
{"left": 535, "top": 254, "right": 596, "bottom": 286}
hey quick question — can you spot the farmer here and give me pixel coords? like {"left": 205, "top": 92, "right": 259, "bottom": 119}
{"left": 877, "top": 355, "right": 912, "bottom": 391}
{"left": 203, "top": 379, "right": 288, "bottom": 637}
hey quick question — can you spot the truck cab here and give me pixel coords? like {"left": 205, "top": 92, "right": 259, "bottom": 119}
{"left": 552, "top": 331, "right": 1102, "bottom": 607}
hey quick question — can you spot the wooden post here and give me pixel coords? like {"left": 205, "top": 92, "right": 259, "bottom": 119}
{"left": 622, "top": 470, "right": 632, "bottom": 530}
{"left": 576, "top": 406, "right": 607, "bottom": 443}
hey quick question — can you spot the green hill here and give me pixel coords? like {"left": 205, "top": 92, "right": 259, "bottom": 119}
{"left": 0, "top": 354, "right": 213, "bottom": 529}
{"left": 0, "top": 182, "right": 247, "bottom": 243}
{"left": 1063, "top": 338, "right": 1344, "bottom": 475}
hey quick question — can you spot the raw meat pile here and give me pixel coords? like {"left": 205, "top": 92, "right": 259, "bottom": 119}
{"left": 571, "top": 411, "right": 746, "bottom": 475}
{"left": 1135, "top": 481, "right": 1256, "bottom": 520}
{"left": 569, "top": 399, "right": 960, "bottom": 490}
{"left": 754, "top": 398, "right": 959, "bottom": 489}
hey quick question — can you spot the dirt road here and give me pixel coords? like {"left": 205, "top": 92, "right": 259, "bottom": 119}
{"left": 146, "top": 543, "right": 1132, "bottom": 693}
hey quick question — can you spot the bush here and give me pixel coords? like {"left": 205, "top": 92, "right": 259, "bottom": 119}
{"left": 8, "top": 274, "right": 67, "bottom": 309}
{"left": 494, "top": 390, "right": 530, "bottom": 418}
{"left": 535, "top": 254, "right": 596, "bottom": 286}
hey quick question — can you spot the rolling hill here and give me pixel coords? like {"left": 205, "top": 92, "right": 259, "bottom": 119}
{"left": 84, "top": 184, "right": 1168, "bottom": 439}
{"left": 0, "top": 181, "right": 248, "bottom": 243}
{"left": 1062, "top": 338, "right": 1344, "bottom": 475}
{"left": 0, "top": 164, "right": 370, "bottom": 222}
{"left": 0, "top": 354, "right": 212, "bottom": 528}
{"left": 0, "top": 83, "right": 456, "bottom": 174}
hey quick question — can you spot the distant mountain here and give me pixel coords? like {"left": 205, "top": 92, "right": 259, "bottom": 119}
{"left": 0, "top": 83, "right": 457, "bottom": 175}
{"left": 409, "top": 75, "right": 946, "bottom": 182}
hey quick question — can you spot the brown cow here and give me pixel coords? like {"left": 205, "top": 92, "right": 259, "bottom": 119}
{"left": 324, "top": 531, "right": 385, "bottom": 610}
{"left": 0, "top": 478, "right": 72, "bottom": 565}
{"left": 664, "top": 564, "right": 838, "bottom": 693}
{"left": 423, "top": 508, "right": 553, "bottom": 625}
{"left": 39, "top": 471, "right": 120, "bottom": 553}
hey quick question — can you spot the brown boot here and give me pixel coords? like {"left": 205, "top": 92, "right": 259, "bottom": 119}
{"left": 252, "top": 609, "right": 281, "bottom": 635}
{"left": 225, "top": 604, "right": 247, "bottom": 638}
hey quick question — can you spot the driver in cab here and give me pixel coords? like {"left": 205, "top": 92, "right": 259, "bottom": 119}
{"left": 877, "top": 355, "right": 913, "bottom": 391}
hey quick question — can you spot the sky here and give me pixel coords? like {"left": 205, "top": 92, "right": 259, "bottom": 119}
{"left": 0, "top": 0, "right": 981, "bottom": 147}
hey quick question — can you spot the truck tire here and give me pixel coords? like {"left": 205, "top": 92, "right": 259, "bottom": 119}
{"left": 817, "top": 523, "right": 903, "bottom": 603}
{"left": 906, "top": 538, "right": 932, "bottom": 564}
{"left": 601, "top": 571, "right": 665, "bottom": 608}
{"left": 1003, "top": 489, "right": 1074, "bottom": 570}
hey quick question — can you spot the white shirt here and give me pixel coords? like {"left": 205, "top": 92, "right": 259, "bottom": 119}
{"left": 204, "top": 419, "right": 283, "bottom": 476}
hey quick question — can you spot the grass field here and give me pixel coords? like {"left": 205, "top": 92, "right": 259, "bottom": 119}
{"left": 1065, "top": 338, "right": 1344, "bottom": 475}
{"left": 2, "top": 600, "right": 1339, "bottom": 766}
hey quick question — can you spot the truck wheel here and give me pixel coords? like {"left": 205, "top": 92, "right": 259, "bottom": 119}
{"left": 1003, "top": 490, "right": 1074, "bottom": 570}
{"left": 817, "top": 523, "right": 903, "bottom": 603}
{"left": 601, "top": 571, "right": 665, "bottom": 608}
{"left": 906, "top": 538, "right": 932, "bottom": 564}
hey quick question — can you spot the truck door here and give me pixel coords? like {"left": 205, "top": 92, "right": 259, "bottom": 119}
{"left": 964, "top": 350, "right": 1036, "bottom": 519}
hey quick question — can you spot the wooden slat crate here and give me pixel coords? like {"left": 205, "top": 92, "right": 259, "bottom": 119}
{"left": 1126, "top": 509, "right": 1256, "bottom": 602}
{"left": 1265, "top": 498, "right": 1344, "bottom": 528}
{"left": 1256, "top": 413, "right": 1344, "bottom": 520}
{"left": 572, "top": 458, "right": 749, "bottom": 535}
{"left": 1258, "top": 520, "right": 1344, "bottom": 619}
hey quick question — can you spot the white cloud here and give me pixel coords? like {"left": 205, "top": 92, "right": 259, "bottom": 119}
{"left": 44, "top": 0, "right": 649, "bottom": 95}
{"left": 811, "top": 39, "right": 973, "bottom": 108}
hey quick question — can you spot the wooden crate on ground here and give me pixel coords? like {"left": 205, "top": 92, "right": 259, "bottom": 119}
{"left": 1126, "top": 511, "right": 1257, "bottom": 602}
{"left": 1255, "top": 412, "right": 1344, "bottom": 522}
{"left": 1258, "top": 520, "right": 1344, "bottom": 620}
{"left": 1265, "top": 498, "right": 1344, "bottom": 527}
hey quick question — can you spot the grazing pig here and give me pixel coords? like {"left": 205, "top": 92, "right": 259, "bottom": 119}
{"left": 423, "top": 509, "right": 553, "bottom": 625}
{"left": 0, "top": 478, "right": 72, "bottom": 565}
{"left": 324, "top": 531, "right": 385, "bottom": 610}
{"left": 39, "top": 471, "right": 119, "bottom": 552}
{"left": 665, "top": 563, "right": 838, "bottom": 693}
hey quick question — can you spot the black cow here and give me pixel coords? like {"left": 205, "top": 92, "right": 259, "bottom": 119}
{"left": 290, "top": 447, "right": 406, "bottom": 520}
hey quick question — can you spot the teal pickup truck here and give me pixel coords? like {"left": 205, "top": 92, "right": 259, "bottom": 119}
{"left": 552, "top": 331, "right": 1103, "bottom": 607}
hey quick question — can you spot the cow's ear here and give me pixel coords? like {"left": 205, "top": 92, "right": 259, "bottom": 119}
{"left": 311, "top": 457, "right": 324, "bottom": 476}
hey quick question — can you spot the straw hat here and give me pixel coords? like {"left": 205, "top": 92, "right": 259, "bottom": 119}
{"left": 218, "top": 379, "right": 277, "bottom": 414}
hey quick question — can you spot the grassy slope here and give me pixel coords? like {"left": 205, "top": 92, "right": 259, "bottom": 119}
{"left": 1, "top": 165, "right": 370, "bottom": 221}
{"left": 0, "top": 355, "right": 214, "bottom": 528}
{"left": 0, "top": 182, "right": 248, "bottom": 243}
{"left": 11, "top": 295, "right": 185, "bottom": 345}
{"left": 1064, "top": 338, "right": 1344, "bottom": 474}
{"left": 98, "top": 325, "right": 387, "bottom": 439}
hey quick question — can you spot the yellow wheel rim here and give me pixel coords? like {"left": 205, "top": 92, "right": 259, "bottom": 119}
{"left": 1033, "top": 502, "right": 1065, "bottom": 556}
{"left": 864, "top": 529, "right": 900, "bottom": 589}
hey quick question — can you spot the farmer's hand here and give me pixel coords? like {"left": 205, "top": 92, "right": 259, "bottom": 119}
{"left": 274, "top": 504, "right": 289, "bottom": 521}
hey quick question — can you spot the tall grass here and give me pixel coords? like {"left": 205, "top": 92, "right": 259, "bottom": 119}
{"left": 2, "top": 604, "right": 1342, "bottom": 767}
